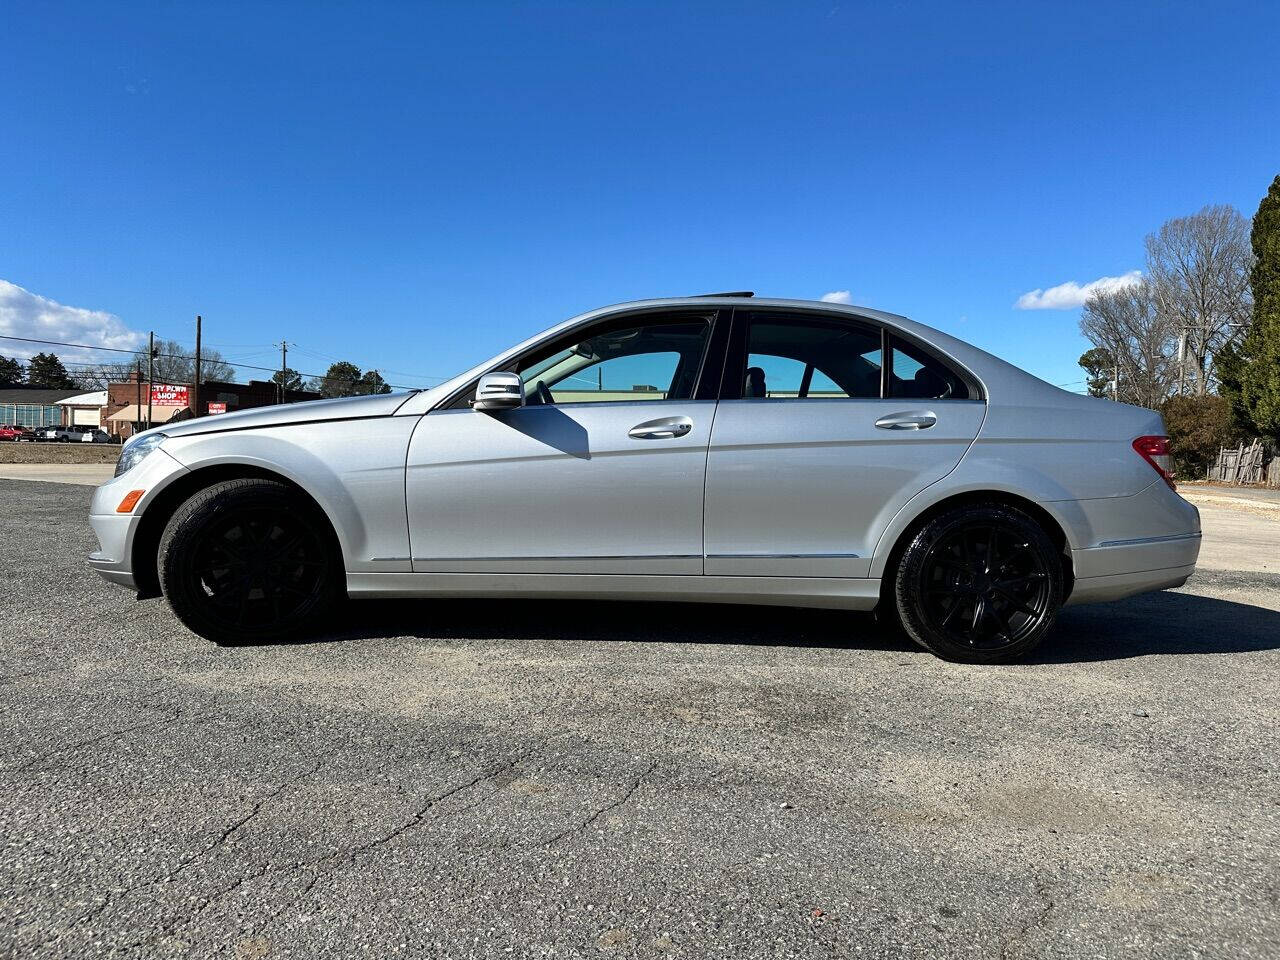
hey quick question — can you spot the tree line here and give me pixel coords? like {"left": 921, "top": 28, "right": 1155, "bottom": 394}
{"left": 0, "top": 340, "right": 238, "bottom": 391}
{"left": 0, "top": 344, "right": 390, "bottom": 399}
{"left": 1077, "top": 174, "right": 1280, "bottom": 475}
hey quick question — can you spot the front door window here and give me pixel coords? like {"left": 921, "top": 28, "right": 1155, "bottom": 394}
{"left": 518, "top": 319, "right": 711, "bottom": 405}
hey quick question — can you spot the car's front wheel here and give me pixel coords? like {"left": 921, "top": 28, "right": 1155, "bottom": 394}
{"left": 158, "top": 478, "right": 343, "bottom": 645}
{"left": 892, "top": 503, "right": 1064, "bottom": 664}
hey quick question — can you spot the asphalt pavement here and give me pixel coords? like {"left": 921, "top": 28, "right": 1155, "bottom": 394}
{"left": 2, "top": 479, "right": 1278, "bottom": 959}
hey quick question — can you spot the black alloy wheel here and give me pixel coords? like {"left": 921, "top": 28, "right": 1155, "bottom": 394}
{"left": 159, "top": 478, "right": 343, "bottom": 645}
{"left": 893, "top": 503, "right": 1063, "bottom": 663}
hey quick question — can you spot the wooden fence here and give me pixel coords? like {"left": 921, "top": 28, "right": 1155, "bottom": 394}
{"left": 1207, "top": 439, "right": 1280, "bottom": 487}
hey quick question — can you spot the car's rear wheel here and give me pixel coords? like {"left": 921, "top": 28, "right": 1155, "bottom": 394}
{"left": 893, "top": 503, "right": 1063, "bottom": 664}
{"left": 158, "top": 478, "right": 343, "bottom": 645}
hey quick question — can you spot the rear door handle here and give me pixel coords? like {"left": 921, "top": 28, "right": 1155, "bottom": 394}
{"left": 629, "top": 416, "right": 693, "bottom": 440}
{"left": 874, "top": 411, "right": 937, "bottom": 430}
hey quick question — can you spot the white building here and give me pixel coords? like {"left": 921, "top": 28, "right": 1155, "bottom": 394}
{"left": 55, "top": 390, "right": 108, "bottom": 427}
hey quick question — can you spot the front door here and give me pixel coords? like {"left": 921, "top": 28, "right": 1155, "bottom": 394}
{"left": 406, "top": 311, "right": 722, "bottom": 575}
{"left": 703, "top": 309, "right": 985, "bottom": 578}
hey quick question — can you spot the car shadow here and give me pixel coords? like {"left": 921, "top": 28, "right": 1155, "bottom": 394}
{"left": 1036, "top": 590, "right": 1280, "bottom": 663}
{"left": 490, "top": 405, "right": 591, "bottom": 459}
{"left": 327, "top": 598, "right": 910, "bottom": 652}
{"left": 304, "top": 589, "right": 1280, "bottom": 664}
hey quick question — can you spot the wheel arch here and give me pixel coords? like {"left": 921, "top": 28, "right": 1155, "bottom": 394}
{"left": 873, "top": 489, "right": 1076, "bottom": 609}
{"left": 131, "top": 463, "right": 340, "bottom": 599}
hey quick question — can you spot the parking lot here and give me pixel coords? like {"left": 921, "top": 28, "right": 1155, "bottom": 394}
{"left": 2, "top": 478, "right": 1278, "bottom": 959}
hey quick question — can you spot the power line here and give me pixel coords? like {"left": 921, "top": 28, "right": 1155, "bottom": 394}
{"left": 0, "top": 333, "right": 421, "bottom": 390}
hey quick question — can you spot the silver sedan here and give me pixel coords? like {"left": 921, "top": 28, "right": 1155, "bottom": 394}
{"left": 88, "top": 295, "right": 1201, "bottom": 663}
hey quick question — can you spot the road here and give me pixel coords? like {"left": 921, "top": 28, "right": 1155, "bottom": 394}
{"left": 1, "top": 479, "right": 1277, "bottom": 959}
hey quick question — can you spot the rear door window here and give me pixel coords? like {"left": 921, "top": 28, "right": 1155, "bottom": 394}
{"left": 739, "top": 315, "right": 882, "bottom": 400}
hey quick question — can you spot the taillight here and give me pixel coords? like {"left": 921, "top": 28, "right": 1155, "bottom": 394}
{"left": 1132, "top": 435, "right": 1176, "bottom": 489}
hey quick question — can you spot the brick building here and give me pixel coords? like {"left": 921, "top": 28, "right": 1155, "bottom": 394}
{"left": 103, "top": 372, "right": 320, "bottom": 439}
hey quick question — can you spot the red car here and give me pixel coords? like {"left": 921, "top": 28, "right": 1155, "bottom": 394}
{"left": 0, "top": 424, "right": 26, "bottom": 441}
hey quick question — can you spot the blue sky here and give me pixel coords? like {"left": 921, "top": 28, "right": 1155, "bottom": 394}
{"left": 2, "top": 0, "right": 1278, "bottom": 391}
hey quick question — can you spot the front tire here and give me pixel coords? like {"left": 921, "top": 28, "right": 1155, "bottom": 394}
{"left": 893, "top": 503, "right": 1063, "bottom": 664}
{"left": 158, "top": 478, "right": 343, "bottom": 645}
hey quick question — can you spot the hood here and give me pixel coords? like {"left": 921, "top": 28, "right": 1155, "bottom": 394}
{"left": 137, "top": 391, "right": 415, "bottom": 441}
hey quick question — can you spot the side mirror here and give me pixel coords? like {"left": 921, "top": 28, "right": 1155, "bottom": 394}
{"left": 473, "top": 371, "right": 525, "bottom": 410}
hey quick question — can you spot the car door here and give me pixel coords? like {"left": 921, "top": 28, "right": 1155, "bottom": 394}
{"left": 405, "top": 309, "right": 726, "bottom": 575}
{"left": 703, "top": 308, "right": 985, "bottom": 578}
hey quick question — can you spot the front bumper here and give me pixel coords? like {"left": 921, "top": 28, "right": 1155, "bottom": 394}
{"left": 86, "top": 447, "right": 189, "bottom": 592}
{"left": 88, "top": 513, "right": 141, "bottom": 589}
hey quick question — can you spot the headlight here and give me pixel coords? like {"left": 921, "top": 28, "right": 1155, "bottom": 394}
{"left": 114, "top": 433, "right": 167, "bottom": 478}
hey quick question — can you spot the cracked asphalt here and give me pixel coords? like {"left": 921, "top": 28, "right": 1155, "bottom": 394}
{"left": 2, "top": 478, "right": 1279, "bottom": 959}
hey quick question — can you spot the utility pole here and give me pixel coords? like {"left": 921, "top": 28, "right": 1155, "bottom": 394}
{"left": 1112, "top": 364, "right": 1120, "bottom": 402}
{"left": 1176, "top": 330, "right": 1186, "bottom": 397}
{"left": 135, "top": 360, "right": 141, "bottom": 437}
{"left": 146, "top": 331, "right": 155, "bottom": 430}
{"left": 193, "top": 315, "right": 202, "bottom": 418}
{"left": 278, "top": 340, "right": 288, "bottom": 404}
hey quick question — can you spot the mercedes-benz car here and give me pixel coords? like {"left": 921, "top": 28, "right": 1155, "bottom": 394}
{"left": 88, "top": 294, "right": 1200, "bottom": 663}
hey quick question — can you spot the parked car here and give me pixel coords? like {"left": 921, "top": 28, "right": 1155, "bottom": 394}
{"left": 88, "top": 295, "right": 1200, "bottom": 663}
{"left": 78, "top": 428, "right": 112, "bottom": 443}
{"left": 33, "top": 425, "right": 75, "bottom": 441}
{"left": 0, "top": 424, "right": 24, "bottom": 441}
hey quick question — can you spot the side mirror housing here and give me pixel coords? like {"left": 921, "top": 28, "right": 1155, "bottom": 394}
{"left": 473, "top": 371, "right": 525, "bottom": 410}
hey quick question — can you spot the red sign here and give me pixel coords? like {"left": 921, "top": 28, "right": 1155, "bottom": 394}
{"left": 207, "top": 402, "right": 227, "bottom": 415}
{"left": 150, "top": 384, "right": 189, "bottom": 406}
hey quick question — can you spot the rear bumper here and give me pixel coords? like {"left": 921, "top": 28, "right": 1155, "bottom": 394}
{"left": 1066, "top": 531, "right": 1201, "bottom": 607}
{"left": 1066, "top": 563, "right": 1196, "bottom": 606}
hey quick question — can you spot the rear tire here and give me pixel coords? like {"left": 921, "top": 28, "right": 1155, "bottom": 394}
{"left": 892, "top": 503, "right": 1063, "bottom": 664}
{"left": 158, "top": 478, "right": 344, "bottom": 646}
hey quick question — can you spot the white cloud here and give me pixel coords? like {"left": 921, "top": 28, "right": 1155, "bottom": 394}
{"left": 0, "top": 279, "right": 144, "bottom": 365}
{"left": 820, "top": 290, "right": 853, "bottom": 304}
{"left": 1014, "top": 270, "right": 1142, "bottom": 310}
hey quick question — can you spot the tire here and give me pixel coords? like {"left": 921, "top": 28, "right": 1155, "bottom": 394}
{"left": 892, "top": 503, "right": 1063, "bottom": 664}
{"left": 158, "top": 478, "right": 344, "bottom": 646}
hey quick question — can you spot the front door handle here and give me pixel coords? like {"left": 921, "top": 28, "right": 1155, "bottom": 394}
{"left": 629, "top": 415, "right": 693, "bottom": 440}
{"left": 874, "top": 411, "right": 937, "bottom": 430}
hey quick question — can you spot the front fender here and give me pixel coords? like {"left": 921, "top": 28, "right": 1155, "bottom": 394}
{"left": 160, "top": 417, "right": 418, "bottom": 573}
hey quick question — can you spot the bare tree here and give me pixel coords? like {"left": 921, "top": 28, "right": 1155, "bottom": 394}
{"left": 139, "top": 339, "right": 236, "bottom": 385}
{"left": 1145, "top": 205, "right": 1253, "bottom": 395}
{"left": 73, "top": 361, "right": 135, "bottom": 391}
{"left": 1079, "top": 280, "right": 1176, "bottom": 408}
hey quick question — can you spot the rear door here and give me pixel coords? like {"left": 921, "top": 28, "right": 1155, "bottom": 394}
{"left": 703, "top": 308, "right": 985, "bottom": 578}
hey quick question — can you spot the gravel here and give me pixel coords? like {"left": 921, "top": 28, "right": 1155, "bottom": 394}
{"left": 2, "top": 479, "right": 1278, "bottom": 959}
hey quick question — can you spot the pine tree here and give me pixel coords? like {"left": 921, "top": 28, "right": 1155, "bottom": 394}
{"left": 0, "top": 355, "right": 23, "bottom": 385}
{"left": 317, "top": 361, "right": 362, "bottom": 397}
{"left": 1078, "top": 347, "right": 1116, "bottom": 398}
{"left": 1229, "top": 175, "right": 1280, "bottom": 439}
{"left": 24, "top": 352, "right": 76, "bottom": 389}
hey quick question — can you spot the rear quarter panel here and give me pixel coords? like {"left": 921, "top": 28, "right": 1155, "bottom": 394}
{"left": 866, "top": 393, "right": 1170, "bottom": 577}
